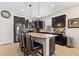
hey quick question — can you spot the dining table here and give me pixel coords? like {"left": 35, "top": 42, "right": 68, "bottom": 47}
{"left": 25, "top": 32, "right": 57, "bottom": 56}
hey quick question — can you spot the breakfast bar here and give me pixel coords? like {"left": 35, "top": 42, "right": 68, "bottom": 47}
{"left": 26, "top": 32, "right": 57, "bottom": 56}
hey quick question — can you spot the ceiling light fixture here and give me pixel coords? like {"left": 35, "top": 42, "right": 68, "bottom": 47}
{"left": 29, "top": 4, "right": 32, "bottom": 22}
{"left": 21, "top": 8, "right": 24, "bottom": 11}
{"left": 51, "top": 5, "right": 55, "bottom": 7}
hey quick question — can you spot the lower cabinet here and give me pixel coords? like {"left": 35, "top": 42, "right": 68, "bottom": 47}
{"left": 55, "top": 35, "right": 67, "bottom": 46}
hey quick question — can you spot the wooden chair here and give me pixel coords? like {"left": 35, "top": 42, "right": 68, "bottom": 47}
{"left": 23, "top": 34, "right": 44, "bottom": 56}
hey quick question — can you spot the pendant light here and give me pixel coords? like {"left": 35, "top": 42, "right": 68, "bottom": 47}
{"left": 36, "top": 2, "right": 40, "bottom": 32}
{"left": 37, "top": 2, "right": 40, "bottom": 20}
{"left": 29, "top": 4, "right": 32, "bottom": 22}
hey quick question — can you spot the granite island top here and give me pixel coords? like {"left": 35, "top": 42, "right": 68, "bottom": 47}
{"left": 26, "top": 32, "right": 57, "bottom": 39}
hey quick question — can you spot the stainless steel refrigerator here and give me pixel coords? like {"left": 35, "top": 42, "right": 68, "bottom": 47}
{"left": 14, "top": 23, "right": 25, "bottom": 43}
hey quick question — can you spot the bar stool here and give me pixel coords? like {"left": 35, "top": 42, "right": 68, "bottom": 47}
{"left": 23, "top": 34, "right": 44, "bottom": 56}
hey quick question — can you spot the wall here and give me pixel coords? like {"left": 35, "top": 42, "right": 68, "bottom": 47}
{"left": 0, "top": 9, "right": 14, "bottom": 44}
{"left": 41, "top": 5, "right": 79, "bottom": 48}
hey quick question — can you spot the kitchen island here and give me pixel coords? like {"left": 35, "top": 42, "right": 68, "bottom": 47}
{"left": 26, "top": 32, "right": 57, "bottom": 56}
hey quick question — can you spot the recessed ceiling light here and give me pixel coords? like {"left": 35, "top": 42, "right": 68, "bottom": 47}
{"left": 21, "top": 8, "right": 24, "bottom": 11}
{"left": 51, "top": 5, "right": 55, "bottom": 7}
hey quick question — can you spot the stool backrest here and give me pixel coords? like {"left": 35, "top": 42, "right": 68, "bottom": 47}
{"left": 25, "top": 34, "right": 33, "bottom": 51}
{"left": 21, "top": 33, "right": 24, "bottom": 43}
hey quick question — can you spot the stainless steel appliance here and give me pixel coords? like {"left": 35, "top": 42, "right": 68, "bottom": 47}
{"left": 14, "top": 23, "right": 25, "bottom": 43}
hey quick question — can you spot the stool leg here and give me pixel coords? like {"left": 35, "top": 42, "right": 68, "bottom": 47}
{"left": 41, "top": 48, "right": 44, "bottom": 56}
{"left": 24, "top": 52, "right": 26, "bottom": 56}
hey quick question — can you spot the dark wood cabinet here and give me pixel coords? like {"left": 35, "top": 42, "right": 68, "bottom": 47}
{"left": 34, "top": 21, "right": 38, "bottom": 28}
{"left": 39, "top": 21, "right": 43, "bottom": 29}
{"left": 34, "top": 21, "right": 44, "bottom": 29}
{"left": 55, "top": 35, "right": 67, "bottom": 46}
{"left": 14, "top": 16, "right": 27, "bottom": 24}
{"left": 52, "top": 15, "right": 66, "bottom": 28}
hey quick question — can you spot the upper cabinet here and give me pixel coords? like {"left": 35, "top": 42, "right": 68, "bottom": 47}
{"left": 14, "top": 16, "right": 26, "bottom": 24}
{"left": 52, "top": 15, "right": 66, "bottom": 28}
{"left": 34, "top": 20, "right": 44, "bottom": 29}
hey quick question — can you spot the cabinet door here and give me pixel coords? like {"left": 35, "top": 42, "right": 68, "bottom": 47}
{"left": 34, "top": 21, "right": 38, "bottom": 28}
{"left": 14, "top": 16, "right": 25, "bottom": 24}
{"left": 52, "top": 15, "right": 66, "bottom": 28}
{"left": 34, "top": 21, "right": 44, "bottom": 29}
{"left": 39, "top": 21, "right": 43, "bottom": 29}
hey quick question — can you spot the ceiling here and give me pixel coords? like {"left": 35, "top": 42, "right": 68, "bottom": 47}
{"left": 0, "top": 2, "right": 79, "bottom": 19}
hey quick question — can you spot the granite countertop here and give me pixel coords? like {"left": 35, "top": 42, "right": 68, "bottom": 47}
{"left": 39, "top": 29, "right": 64, "bottom": 35}
{"left": 26, "top": 32, "right": 57, "bottom": 39}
